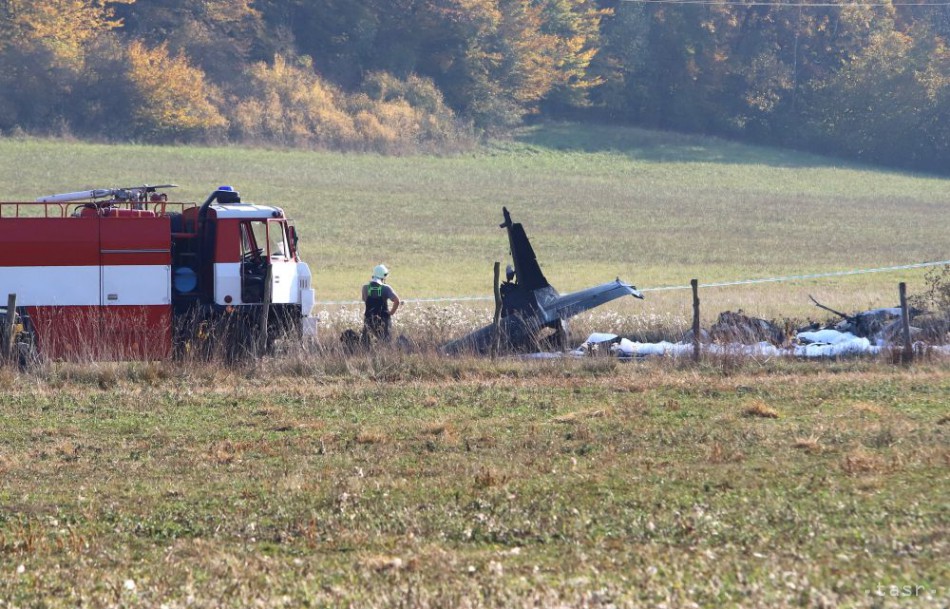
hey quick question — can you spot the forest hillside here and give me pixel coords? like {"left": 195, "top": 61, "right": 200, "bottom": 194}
{"left": 1, "top": 0, "right": 947, "bottom": 171}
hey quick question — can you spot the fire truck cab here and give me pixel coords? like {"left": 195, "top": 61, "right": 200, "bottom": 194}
{"left": 0, "top": 185, "right": 317, "bottom": 360}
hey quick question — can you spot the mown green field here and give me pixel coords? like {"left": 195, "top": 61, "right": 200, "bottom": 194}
{"left": 0, "top": 357, "right": 947, "bottom": 608}
{"left": 1, "top": 124, "right": 948, "bottom": 326}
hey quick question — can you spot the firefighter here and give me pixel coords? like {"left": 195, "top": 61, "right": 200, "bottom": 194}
{"left": 361, "top": 264, "right": 400, "bottom": 343}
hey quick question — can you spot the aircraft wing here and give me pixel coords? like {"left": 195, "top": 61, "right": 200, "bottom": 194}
{"left": 537, "top": 279, "right": 643, "bottom": 324}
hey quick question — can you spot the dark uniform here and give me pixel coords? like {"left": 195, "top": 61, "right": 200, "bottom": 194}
{"left": 362, "top": 281, "right": 396, "bottom": 341}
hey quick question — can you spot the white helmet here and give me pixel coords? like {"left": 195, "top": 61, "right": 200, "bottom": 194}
{"left": 372, "top": 264, "right": 390, "bottom": 281}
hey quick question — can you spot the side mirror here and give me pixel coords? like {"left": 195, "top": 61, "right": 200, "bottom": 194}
{"left": 289, "top": 226, "right": 299, "bottom": 256}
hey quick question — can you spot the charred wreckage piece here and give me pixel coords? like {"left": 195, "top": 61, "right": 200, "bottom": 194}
{"left": 805, "top": 294, "right": 948, "bottom": 344}
{"left": 442, "top": 208, "right": 643, "bottom": 355}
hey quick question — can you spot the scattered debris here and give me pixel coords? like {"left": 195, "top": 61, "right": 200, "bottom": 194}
{"left": 709, "top": 311, "right": 786, "bottom": 346}
{"left": 564, "top": 295, "right": 950, "bottom": 360}
{"left": 809, "top": 295, "right": 920, "bottom": 342}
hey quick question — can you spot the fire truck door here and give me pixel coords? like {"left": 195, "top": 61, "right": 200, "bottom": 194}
{"left": 99, "top": 217, "right": 173, "bottom": 358}
{"left": 267, "top": 221, "right": 297, "bottom": 304}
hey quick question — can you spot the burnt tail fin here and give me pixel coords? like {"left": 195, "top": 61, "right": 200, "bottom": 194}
{"left": 503, "top": 208, "right": 550, "bottom": 291}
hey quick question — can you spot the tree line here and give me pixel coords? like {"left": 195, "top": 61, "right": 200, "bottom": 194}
{"left": 0, "top": 0, "right": 946, "bottom": 170}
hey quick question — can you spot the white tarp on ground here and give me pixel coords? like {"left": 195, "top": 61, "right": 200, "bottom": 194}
{"left": 569, "top": 330, "right": 891, "bottom": 359}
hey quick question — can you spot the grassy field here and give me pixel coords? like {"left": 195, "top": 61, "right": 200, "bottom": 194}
{"left": 0, "top": 356, "right": 947, "bottom": 608}
{"left": 1, "top": 124, "right": 948, "bottom": 330}
{"left": 1, "top": 128, "right": 948, "bottom": 607}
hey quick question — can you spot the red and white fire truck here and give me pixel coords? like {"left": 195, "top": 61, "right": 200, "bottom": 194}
{"left": 0, "top": 184, "right": 316, "bottom": 360}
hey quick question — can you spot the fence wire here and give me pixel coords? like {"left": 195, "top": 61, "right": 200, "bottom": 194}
{"left": 314, "top": 259, "right": 950, "bottom": 306}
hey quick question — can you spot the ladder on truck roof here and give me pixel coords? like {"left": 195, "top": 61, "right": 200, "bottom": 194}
{"left": 0, "top": 200, "right": 198, "bottom": 221}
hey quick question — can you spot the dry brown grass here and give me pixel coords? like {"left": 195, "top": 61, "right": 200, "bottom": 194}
{"left": 421, "top": 421, "right": 450, "bottom": 435}
{"left": 707, "top": 441, "right": 746, "bottom": 464}
{"left": 208, "top": 439, "right": 237, "bottom": 465}
{"left": 743, "top": 400, "right": 780, "bottom": 419}
{"left": 473, "top": 466, "right": 507, "bottom": 489}
{"left": 851, "top": 401, "right": 886, "bottom": 416}
{"left": 840, "top": 447, "right": 888, "bottom": 475}
{"left": 793, "top": 435, "right": 822, "bottom": 454}
{"left": 360, "top": 554, "right": 407, "bottom": 573}
{"left": 420, "top": 421, "right": 458, "bottom": 449}
{"left": 0, "top": 367, "right": 17, "bottom": 389}
{"left": 53, "top": 440, "right": 81, "bottom": 462}
{"left": 0, "top": 451, "right": 16, "bottom": 474}
{"left": 355, "top": 430, "right": 389, "bottom": 445}
{"left": 553, "top": 407, "right": 611, "bottom": 424}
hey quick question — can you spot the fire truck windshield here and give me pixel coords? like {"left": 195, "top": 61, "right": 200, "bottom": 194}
{"left": 240, "top": 220, "right": 289, "bottom": 261}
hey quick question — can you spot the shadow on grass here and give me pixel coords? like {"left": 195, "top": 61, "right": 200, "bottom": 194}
{"left": 512, "top": 122, "right": 856, "bottom": 169}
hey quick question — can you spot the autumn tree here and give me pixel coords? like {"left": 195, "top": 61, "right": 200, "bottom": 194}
{"left": 230, "top": 55, "right": 468, "bottom": 151}
{"left": 270, "top": 0, "right": 606, "bottom": 130}
{"left": 264, "top": 0, "right": 415, "bottom": 89}
{"left": 0, "top": 0, "right": 133, "bottom": 67}
{"left": 0, "top": 0, "right": 132, "bottom": 133}
{"left": 230, "top": 54, "right": 358, "bottom": 146}
{"left": 538, "top": 0, "right": 610, "bottom": 109}
{"left": 116, "top": 0, "right": 266, "bottom": 83}
{"left": 125, "top": 41, "right": 227, "bottom": 139}
{"left": 809, "top": 23, "right": 949, "bottom": 170}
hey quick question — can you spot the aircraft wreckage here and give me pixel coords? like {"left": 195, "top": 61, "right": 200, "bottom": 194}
{"left": 442, "top": 208, "right": 643, "bottom": 355}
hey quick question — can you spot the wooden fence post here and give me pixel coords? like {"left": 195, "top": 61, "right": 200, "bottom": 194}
{"left": 899, "top": 282, "right": 913, "bottom": 363}
{"left": 3, "top": 293, "right": 16, "bottom": 362}
{"left": 691, "top": 279, "right": 700, "bottom": 363}
{"left": 491, "top": 262, "right": 501, "bottom": 358}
